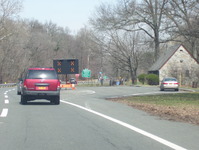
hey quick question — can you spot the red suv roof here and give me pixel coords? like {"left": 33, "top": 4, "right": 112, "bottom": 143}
{"left": 28, "top": 68, "right": 55, "bottom": 70}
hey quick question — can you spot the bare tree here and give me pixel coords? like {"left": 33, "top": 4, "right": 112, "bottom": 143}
{"left": 74, "top": 28, "right": 108, "bottom": 78}
{"left": 0, "top": 0, "right": 22, "bottom": 41}
{"left": 104, "top": 30, "right": 143, "bottom": 84}
{"left": 90, "top": 0, "right": 170, "bottom": 61}
{"left": 90, "top": 0, "right": 137, "bottom": 32}
{"left": 164, "top": 0, "right": 199, "bottom": 60}
{"left": 135, "top": 0, "right": 169, "bottom": 61}
{"left": 0, "top": 0, "right": 22, "bottom": 83}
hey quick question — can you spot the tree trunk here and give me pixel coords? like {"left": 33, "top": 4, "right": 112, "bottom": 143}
{"left": 154, "top": 28, "right": 160, "bottom": 61}
{"left": 128, "top": 57, "right": 135, "bottom": 85}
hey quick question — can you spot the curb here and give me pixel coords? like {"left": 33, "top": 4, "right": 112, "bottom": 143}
{"left": 180, "top": 88, "right": 197, "bottom": 92}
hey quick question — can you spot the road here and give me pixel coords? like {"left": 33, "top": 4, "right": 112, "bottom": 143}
{"left": 0, "top": 86, "right": 199, "bottom": 150}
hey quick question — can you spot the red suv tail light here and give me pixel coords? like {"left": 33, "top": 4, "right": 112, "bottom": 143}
{"left": 23, "top": 81, "right": 27, "bottom": 89}
{"left": 57, "top": 81, "right": 61, "bottom": 90}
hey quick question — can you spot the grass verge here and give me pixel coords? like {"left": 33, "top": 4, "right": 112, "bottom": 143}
{"left": 107, "top": 93, "right": 199, "bottom": 125}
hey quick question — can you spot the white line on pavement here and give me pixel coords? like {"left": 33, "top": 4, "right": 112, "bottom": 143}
{"left": 61, "top": 100, "right": 187, "bottom": 150}
{"left": 0, "top": 108, "right": 8, "bottom": 117}
{"left": 5, "top": 99, "right": 9, "bottom": 104}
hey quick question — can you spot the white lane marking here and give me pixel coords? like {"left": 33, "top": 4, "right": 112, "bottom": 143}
{"left": 4, "top": 95, "right": 8, "bottom": 98}
{"left": 88, "top": 90, "right": 96, "bottom": 94}
{"left": 0, "top": 108, "right": 8, "bottom": 117}
{"left": 80, "top": 90, "right": 96, "bottom": 94}
{"left": 61, "top": 100, "right": 187, "bottom": 150}
{"left": 110, "top": 91, "right": 181, "bottom": 98}
{"left": 5, "top": 99, "right": 9, "bottom": 104}
{"left": 122, "top": 92, "right": 162, "bottom": 97}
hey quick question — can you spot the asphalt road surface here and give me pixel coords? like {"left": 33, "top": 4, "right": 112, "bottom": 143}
{"left": 0, "top": 86, "right": 199, "bottom": 150}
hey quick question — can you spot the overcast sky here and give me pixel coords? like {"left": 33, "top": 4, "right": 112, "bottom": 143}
{"left": 20, "top": 0, "right": 115, "bottom": 33}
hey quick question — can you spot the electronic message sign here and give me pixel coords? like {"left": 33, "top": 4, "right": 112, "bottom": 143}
{"left": 53, "top": 59, "right": 79, "bottom": 74}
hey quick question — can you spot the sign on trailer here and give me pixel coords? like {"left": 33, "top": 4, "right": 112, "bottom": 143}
{"left": 53, "top": 59, "right": 79, "bottom": 74}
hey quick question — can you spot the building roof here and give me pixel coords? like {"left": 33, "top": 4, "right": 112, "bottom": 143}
{"left": 149, "top": 45, "right": 182, "bottom": 71}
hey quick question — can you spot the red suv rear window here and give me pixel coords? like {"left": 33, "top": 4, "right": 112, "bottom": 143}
{"left": 28, "top": 68, "right": 55, "bottom": 70}
{"left": 26, "top": 70, "right": 58, "bottom": 79}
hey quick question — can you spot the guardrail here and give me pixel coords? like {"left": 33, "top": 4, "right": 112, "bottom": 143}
{"left": 77, "top": 80, "right": 110, "bottom": 85}
{"left": 0, "top": 83, "right": 16, "bottom": 88}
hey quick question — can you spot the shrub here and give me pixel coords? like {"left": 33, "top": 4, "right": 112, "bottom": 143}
{"left": 146, "top": 74, "right": 159, "bottom": 85}
{"left": 138, "top": 74, "right": 147, "bottom": 84}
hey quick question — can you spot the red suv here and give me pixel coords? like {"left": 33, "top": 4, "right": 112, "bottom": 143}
{"left": 21, "top": 68, "right": 60, "bottom": 105}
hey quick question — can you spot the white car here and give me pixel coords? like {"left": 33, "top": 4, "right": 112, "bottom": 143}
{"left": 160, "top": 77, "right": 179, "bottom": 91}
{"left": 17, "top": 80, "right": 22, "bottom": 95}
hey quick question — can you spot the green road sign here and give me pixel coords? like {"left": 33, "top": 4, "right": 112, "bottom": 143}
{"left": 82, "top": 69, "right": 91, "bottom": 78}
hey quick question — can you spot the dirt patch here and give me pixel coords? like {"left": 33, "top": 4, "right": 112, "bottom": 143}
{"left": 108, "top": 98, "right": 199, "bottom": 126}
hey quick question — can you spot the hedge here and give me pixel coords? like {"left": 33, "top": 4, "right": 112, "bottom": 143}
{"left": 146, "top": 74, "right": 159, "bottom": 85}
{"left": 138, "top": 74, "right": 147, "bottom": 84}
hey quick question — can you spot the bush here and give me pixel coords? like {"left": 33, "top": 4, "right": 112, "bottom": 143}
{"left": 146, "top": 74, "right": 159, "bottom": 85}
{"left": 138, "top": 74, "right": 147, "bottom": 84}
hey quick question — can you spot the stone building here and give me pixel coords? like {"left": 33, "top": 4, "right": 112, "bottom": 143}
{"left": 149, "top": 45, "right": 199, "bottom": 86}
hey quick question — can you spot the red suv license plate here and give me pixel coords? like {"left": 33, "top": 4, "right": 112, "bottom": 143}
{"left": 36, "top": 86, "right": 48, "bottom": 90}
